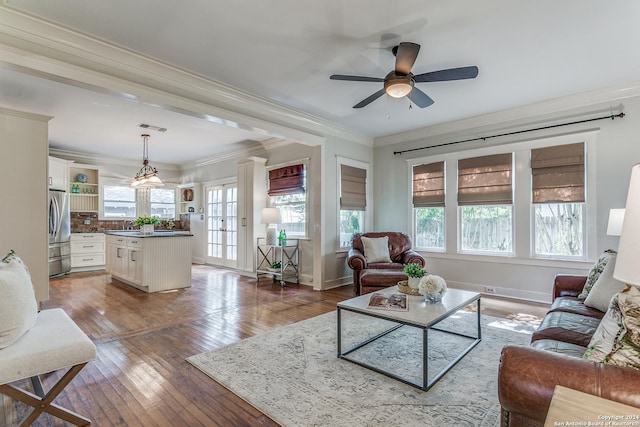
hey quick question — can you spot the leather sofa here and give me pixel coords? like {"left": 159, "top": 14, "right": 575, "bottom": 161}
{"left": 347, "top": 232, "right": 425, "bottom": 295}
{"left": 498, "top": 275, "right": 640, "bottom": 427}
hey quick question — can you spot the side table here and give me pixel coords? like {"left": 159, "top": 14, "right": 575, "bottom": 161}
{"left": 256, "top": 237, "right": 299, "bottom": 286}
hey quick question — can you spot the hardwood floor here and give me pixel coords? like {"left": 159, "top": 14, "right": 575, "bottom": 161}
{"left": 1, "top": 265, "right": 549, "bottom": 426}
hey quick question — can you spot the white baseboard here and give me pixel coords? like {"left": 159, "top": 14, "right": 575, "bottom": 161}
{"left": 447, "top": 280, "right": 552, "bottom": 304}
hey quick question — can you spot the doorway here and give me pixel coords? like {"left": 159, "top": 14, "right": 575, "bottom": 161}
{"left": 205, "top": 184, "right": 238, "bottom": 268}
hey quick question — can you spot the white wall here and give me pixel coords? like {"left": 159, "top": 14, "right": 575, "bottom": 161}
{"left": 0, "top": 108, "right": 50, "bottom": 302}
{"left": 373, "top": 97, "right": 640, "bottom": 302}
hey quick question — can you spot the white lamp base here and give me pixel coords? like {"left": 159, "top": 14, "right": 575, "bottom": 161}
{"left": 266, "top": 225, "right": 278, "bottom": 245}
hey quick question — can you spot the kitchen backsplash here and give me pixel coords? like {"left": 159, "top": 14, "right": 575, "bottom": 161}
{"left": 70, "top": 212, "right": 188, "bottom": 233}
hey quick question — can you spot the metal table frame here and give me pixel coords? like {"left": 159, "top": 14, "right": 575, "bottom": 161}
{"left": 256, "top": 237, "right": 299, "bottom": 286}
{"left": 337, "top": 291, "right": 481, "bottom": 391}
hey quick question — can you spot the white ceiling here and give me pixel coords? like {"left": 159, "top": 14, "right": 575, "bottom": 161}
{"left": 2, "top": 0, "right": 640, "bottom": 164}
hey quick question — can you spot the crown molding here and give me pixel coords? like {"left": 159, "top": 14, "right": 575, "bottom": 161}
{"left": 49, "top": 148, "right": 180, "bottom": 171}
{"left": 375, "top": 80, "right": 640, "bottom": 147}
{"left": 0, "top": 5, "right": 371, "bottom": 147}
{"left": 185, "top": 140, "right": 268, "bottom": 169}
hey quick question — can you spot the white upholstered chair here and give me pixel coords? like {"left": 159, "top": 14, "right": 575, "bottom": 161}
{"left": 0, "top": 308, "right": 97, "bottom": 426}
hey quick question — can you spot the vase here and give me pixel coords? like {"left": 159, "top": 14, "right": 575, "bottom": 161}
{"left": 408, "top": 277, "right": 420, "bottom": 289}
{"left": 141, "top": 224, "right": 154, "bottom": 235}
{"left": 424, "top": 293, "right": 442, "bottom": 303}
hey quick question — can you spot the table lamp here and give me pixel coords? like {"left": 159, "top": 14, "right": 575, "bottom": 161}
{"left": 614, "top": 165, "right": 640, "bottom": 285}
{"left": 261, "top": 208, "right": 282, "bottom": 245}
{"left": 606, "top": 208, "right": 625, "bottom": 236}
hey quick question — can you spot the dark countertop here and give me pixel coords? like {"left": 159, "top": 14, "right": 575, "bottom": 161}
{"left": 104, "top": 230, "right": 193, "bottom": 238}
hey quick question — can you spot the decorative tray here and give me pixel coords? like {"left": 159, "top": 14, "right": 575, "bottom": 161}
{"left": 397, "top": 280, "right": 421, "bottom": 296}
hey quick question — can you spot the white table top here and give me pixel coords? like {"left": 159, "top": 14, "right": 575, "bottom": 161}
{"left": 337, "top": 286, "right": 481, "bottom": 328}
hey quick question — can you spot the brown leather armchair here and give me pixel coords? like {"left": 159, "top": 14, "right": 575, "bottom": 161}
{"left": 347, "top": 232, "right": 425, "bottom": 295}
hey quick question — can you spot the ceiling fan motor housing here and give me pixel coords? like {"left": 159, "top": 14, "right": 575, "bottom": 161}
{"left": 384, "top": 71, "right": 415, "bottom": 98}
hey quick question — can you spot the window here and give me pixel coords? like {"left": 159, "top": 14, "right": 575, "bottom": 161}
{"left": 458, "top": 153, "right": 513, "bottom": 254}
{"left": 150, "top": 188, "right": 176, "bottom": 219}
{"left": 269, "top": 164, "right": 306, "bottom": 237}
{"left": 413, "top": 162, "right": 445, "bottom": 250}
{"left": 339, "top": 164, "right": 367, "bottom": 247}
{"left": 103, "top": 184, "right": 136, "bottom": 218}
{"left": 531, "top": 142, "right": 585, "bottom": 257}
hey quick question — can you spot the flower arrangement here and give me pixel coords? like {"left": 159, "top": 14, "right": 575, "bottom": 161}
{"left": 133, "top": 215, "right": 161, "bottom": 227}
{"left": 418, "top": 274, "right": 447, "bottom": 297}
{"left": 403, "top": 263, "right": 426, "bottom": 278}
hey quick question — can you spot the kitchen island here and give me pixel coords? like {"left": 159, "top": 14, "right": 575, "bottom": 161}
{"left": 105, "top": 231, "right": 192, "bottom": 292}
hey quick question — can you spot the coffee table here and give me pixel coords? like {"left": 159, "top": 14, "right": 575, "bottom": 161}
{"left": 337, "top": 286, "right": 481, "bottom": 391}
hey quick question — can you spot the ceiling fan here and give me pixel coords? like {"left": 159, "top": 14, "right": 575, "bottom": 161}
{"left": 330, "top": 42, "right": 479, "bottom": 109}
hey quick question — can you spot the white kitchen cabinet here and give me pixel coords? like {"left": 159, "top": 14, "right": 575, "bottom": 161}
{"left": 48, "top": 156, "right": 68, "bottom": 191}
{"left": 70, "top": 233, "right": 105, "bottom": 271}
{"left": 105, "top": 232, "right": 192, "bottom": 292}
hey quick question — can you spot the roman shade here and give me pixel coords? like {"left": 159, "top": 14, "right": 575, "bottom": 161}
{"left": 268, "top": 164, "right": 305, "bottom": 197}
{"left": 458, "top": 153, "right": 513, "bottom": 205}
{"left": 413, "top": 161, "right": 445, "bottom": 207}
{"left": 531, "top": 142, "right": 585, "bottom": 203}
{"left": 340, "top": 165, "right": 366, "bottom": 210}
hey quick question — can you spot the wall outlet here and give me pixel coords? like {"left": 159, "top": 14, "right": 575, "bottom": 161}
{"left": 484, "top": 286, "right": 496, "bottom": 294}
{"left": 83, "top": 219, "right": 91, "bottom": 225}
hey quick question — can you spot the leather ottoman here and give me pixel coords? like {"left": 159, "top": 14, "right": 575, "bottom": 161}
{"left": 359, "top": 269, "right": 408, "bottom": 295}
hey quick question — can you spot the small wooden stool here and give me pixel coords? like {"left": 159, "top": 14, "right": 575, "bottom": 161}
{"left": 0, "top": 308, "right": 96, "bottom": 426}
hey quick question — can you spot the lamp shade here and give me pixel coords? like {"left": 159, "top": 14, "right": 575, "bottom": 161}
{"left": 261, "top": 208, "right": 281, "bottom": 225}
{"left": 614, "top": 164, "right": 640, "bottom": 285}
{"left": 606, "top": 208, "right": 626, "bottom": 236}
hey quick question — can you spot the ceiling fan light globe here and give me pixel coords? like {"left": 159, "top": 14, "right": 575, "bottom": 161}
{"left": 386, "top": 82, "right": 413, "bottom": 98}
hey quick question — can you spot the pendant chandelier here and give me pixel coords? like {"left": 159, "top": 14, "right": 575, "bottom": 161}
{"left": 131, "top": 134, "right": 163, "bottom": 187}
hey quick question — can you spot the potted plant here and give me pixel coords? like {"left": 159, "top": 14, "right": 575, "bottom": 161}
{"left": 404, "top": 263, "right": 426, "bottom": 289}
{"left": 268, "top": 261, "right": 282, "bottom": 272}
{"left": 134, "top": 215, "right": 161, "bottom": 234}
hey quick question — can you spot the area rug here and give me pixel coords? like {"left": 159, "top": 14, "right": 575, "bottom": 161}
{"left": 187, "top": 309, "right": 535, "bottom": 427}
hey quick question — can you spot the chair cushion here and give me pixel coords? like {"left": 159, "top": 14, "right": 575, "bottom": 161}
{"left": 360, "top": 269, "right": 407, "bottom": 289}
{"left": 531, "top": 311, "right": 601, "bottom": 347}
{"left": 0, "top": 308, "right": 96, "bottom": 384}
{"left": 531, "top": 339, "right": 587, "bottom": 358}
{"left": 549, "top": 297, "right": 605, "bottom": 319}
{"left": 0, "top": 251, "right": 38, "bottom": 349}
{"left": 584, "top": 254, "right": 626, "bottom": 312}
{"left": 361, "top": 236, "right": 392, "bottom": 263}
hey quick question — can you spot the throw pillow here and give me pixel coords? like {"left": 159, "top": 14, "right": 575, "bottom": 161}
{"left": 0, "top": 250, "right": 38, "bottom": 349}
{"left": 579, "top": 249, "right": 617, "bottom": 299}
{"left": 584, "top": 254, "right": 627, "bottom": 312}
{"left": 603, "top": 285, "right": 640, "bottom": 369}
{"left": 583, "top": 293, "right": 624, "bottom": 362}
{"left": 361, "top": 236, "right": 392, "bottom": 263}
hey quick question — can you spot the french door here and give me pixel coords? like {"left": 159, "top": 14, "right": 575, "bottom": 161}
{"left": 205, "top": 184, "right": 238, "bottom": 268}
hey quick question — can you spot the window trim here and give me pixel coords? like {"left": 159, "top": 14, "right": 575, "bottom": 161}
{"left": 407, "top": 130, "right": 598, "bottom": 263}
{"left": 99, "top": 178, "right": 137, "bottom": 220}
{"left": 337, "top": 156, "right": 371, "bottom": 250}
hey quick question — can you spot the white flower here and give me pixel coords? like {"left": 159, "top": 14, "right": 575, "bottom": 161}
{"left": 418, "top": 274, "right": 447, "bottom": 296}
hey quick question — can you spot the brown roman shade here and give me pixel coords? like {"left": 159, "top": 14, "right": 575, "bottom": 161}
{"left": 531, "top": 142, "right": 585, "bottom": 203}
{"left": 268, "top": 164, "right": 305, "bottom": 196}
{"left": 413, "top": 161, "right": 445, "bottom": 207}
{"left": 340, "top": 165, "right": 366, "bottom": 210}
{"left": 458, "top": 153, "right": 513, "bottom": 205}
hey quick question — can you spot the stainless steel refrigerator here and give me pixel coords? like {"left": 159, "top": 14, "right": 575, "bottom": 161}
{"left": 49, "top": 189, "right": 71, "bottom": 276}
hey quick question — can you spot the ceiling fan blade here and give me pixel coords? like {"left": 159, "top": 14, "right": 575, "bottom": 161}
{"left": 353, "top": 89, "right": 386, "bottom": 109}
{"left": 408, "top": 87, "right": 434, "bottom": 108}
{"left": 414, "top": 66, "right": 479, "bottom": 83}
{"left": 394, "top": 42, "right": 420, "bottom": 75}
{"left": 330, "top": 74, "right": 384, "bottom": 82}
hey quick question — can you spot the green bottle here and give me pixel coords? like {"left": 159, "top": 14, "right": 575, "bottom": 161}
{"left": 282, "top": 229, "right": 287, "bottom": 246}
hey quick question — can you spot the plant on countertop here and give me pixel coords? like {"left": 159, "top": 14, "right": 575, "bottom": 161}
{"left": 403, "top": 263, "right": 426, "bottom": 278}
{"left": 134, "top": 215, "right": 161, "bottom": 227}
{"left": 165, "top": 218, "right": 175, "bottom": 230}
